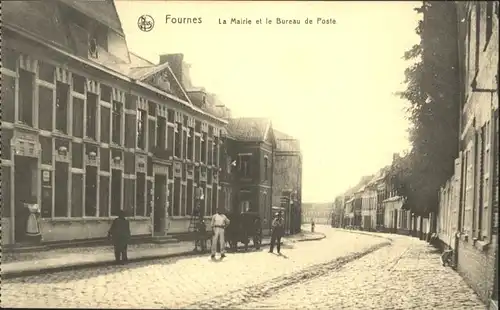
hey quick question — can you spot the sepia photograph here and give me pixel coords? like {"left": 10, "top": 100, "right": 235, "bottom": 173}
{"left": 0, "top": 0, "right": 498, "bottom": 309}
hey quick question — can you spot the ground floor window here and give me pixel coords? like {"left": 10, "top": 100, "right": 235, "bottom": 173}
{"left": 54, "top": 162, "right": 69, "bottom": 217}
{"left": 136, "top": 172, "right": 146, "bottom": 217}
{"left": 111, "top": 169, "right": 122, "bottom": 216}
{"left": 71, "top": 173, "right": 83, "bottom": 217}
{"left": 99, "top": 176, "right": 110, "bottom": 217}
{"left": 85, "top": 166, "right": 98, "bottom": 217}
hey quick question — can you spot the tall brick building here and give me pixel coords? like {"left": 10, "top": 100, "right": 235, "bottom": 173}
{"left": 1, "top": 1, "right": 302, "bottom": 245}
{"left": 436, "top": 2, "right": 499, "bottom": 308}
{"left": 1, "top": 1, "right": 230, "bottom": 244}
{"left": 273, "top": 130, "right": 302, "bottom": 234}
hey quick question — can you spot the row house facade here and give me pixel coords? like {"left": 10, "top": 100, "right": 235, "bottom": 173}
{"left": 223, "top": 118, "right": 276, "bottom": 235}
{"left": 360, "top": 184, "right": 377, "bottom": 231}
{"left": 1, "top": 1, "right": 228, "bottom": 245}
{"left": 273, "top": 130, "right": 302, "bottom": 234}
{"left": 341, "top": 160, "right": 416, "bottom": 234}
{"left": 435, "top": 2, "right": 499, "bottom": 307}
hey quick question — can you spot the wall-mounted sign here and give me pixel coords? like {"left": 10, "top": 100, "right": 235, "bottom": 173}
{"left": 43, "top": 170, "right": 50, "bottom": 182}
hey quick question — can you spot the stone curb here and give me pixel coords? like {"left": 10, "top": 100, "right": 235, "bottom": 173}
{"left": 332, "top": 228, "right": 395, "bottom": 242}
{"left": 1, "top": 233, "right": 325, "bottom": 280}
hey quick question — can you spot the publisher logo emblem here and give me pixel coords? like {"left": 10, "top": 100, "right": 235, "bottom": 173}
{"left": 138, "top": 15, "right": 154, "bottom": 32}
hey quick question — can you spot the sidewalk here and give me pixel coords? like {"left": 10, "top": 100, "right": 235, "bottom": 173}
{"left": 1, "top": 230, "right": 325, "bottom": 279}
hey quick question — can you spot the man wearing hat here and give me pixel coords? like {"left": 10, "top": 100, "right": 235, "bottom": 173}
{"left": 269, "top": 211, "right": 285, "bottom": 254}
{"left": 108, "top": 210, "right": 131, "bottom": 264}
{"left": 211, "top": 207, "right": 230, "bottom": 259}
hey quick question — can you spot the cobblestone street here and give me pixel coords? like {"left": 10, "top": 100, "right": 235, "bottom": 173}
{"left": 235, "top": 233, "right": 486, "bottom": 310}
{"left": 0, "top": 228, "right": 486, "bottom": 309}
{"left": 0, "top": 227, "right": 382, "bottom": 308}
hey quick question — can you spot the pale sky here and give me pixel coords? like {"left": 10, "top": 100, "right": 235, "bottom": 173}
{"left": 115, "top": 1, "right": 420, "bottom": 203}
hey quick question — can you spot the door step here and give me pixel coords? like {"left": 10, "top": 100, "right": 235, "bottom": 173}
{"left": 151, "top": 235, "right": 179, "bottom": 244}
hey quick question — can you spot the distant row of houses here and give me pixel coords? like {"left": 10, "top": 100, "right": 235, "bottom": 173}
{"left": 301, "top": 202, "right": 331, "bottom": 225}
{"left": 331, "top": 2, "right": 499, "bottom": 308}
{"left": 331, "top": 153, "right": 431, "bottom": 238}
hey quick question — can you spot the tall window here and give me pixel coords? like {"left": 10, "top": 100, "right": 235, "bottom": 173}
{"left": 86, "top": 93, "right": 98, "bottom": 139}
{"left": 137, "top": 109, "right": 147, "bottom": 150}
{"left": 187, "top": 179, "right": 194, "bottom": 215}
{"left": 2, "top": 74, "right": 15, "bottom": 123}
{"left": 173, "top": 177, "right": 181, "bottom": 216}
{"left": 174, "top": 123, "right": 182, "bottom": 157}
{"left": 112, "top": 101, "right": 122, "bottom": 145}
{"left": 208, "top": 139, "right": 213, "bottom": 165}
{"left": 73, "top": 98, "right": 84, "bottom": 137}
{"left": 201, "top": 133, "right": 208, "bottom": 163}
{"left": 212, "top": 185, "right": 218, "bottom": 215}
{"left": 264, "top": 156, "right": 269, "bottom": 181}
{"left": 195, "top": 134, "right": 201, "bottom": 162}
{"left": 136, "top": 172, "right": 146, "bottom": 216}
{"left": 157, "top": 116, "right": 167, "bottom": 149}
{"left": 18, "top": 69, "right": 34, "bottom": 126}
{"left": 101, "top": 105, "right": 111, "bottom": 143}
{"left": 85, "top": 166, "right": 98, "bottom": 217}
{"left": 181, "top": 184, "right": 187, "bottom": 216}
{"left": 481, "top": 122, "right": 492, "bottom": 239}
{"left": 54, "top": 161, "right": 69, "bottom": 217}
{"left": 38, "top": 86, "right": 54, "bottom": 131}
{"left": 187, "top": 128, "right": 194, "bottom": 160}
{"left": 239, "top": 155, "right": 251, "bottom": 177}
{"left": 56, "top": 81, "right": 69, "bottom": 133}
{"left": 213, "top": 137, "right": 219, "bottom": 166}
{"left": 111, "top": 169, "right": 122, "bottom": 216}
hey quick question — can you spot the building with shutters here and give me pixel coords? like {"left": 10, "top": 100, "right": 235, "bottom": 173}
{"left": 434, "top": 2, "right": 499, "bottom": 307}
{"left": 1, "top": 0, "right": 228, "bottom": 245}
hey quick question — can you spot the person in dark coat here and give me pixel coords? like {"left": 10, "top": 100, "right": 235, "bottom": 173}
{"left": 108, "top": 210, "right": 131, "bottom": 264}
{"left": 269, "top": 211, "right": 285, "bottom": 254}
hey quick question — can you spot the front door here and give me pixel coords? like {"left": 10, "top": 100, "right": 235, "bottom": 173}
{"left": 14, "top": 156, "right": 38, "bottom": 243}
{"left": 154, "top": 174, "right": 167, "bottom": 234}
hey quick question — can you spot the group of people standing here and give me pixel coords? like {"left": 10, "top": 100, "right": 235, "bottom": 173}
{"left": 106, "top": 208, "right": 287, "bottom": 264}
{"left": 209, "top": 208, "right": 286, "bottom": 258}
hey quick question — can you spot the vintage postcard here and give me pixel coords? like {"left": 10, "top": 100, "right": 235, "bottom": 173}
{"left": 1, "top": 1, "right": 498, "bottom": 309}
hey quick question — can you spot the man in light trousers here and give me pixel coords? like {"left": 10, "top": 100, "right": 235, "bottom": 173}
{"left": 211, "top": 207, "right": 230, "bottom": 259}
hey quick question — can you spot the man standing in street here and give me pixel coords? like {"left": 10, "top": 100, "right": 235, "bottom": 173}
{"left": 108, "top": 210, "right": 131, "bottom": 264}
{"left": 269, "top": 211, "right": 285, "bottom": 254}
{"left": 211, "top": 207, "right": 230, "bottom": 259}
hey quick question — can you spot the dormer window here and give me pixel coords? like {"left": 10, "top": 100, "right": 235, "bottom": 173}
{"left": 89, "top": 38, "right": 98, "bottom": 59}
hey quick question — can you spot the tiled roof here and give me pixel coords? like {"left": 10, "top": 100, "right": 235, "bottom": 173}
{"left": 128, "top": 62, "right": 171, "bottom": 80}
{"left": 226, "top": 118, "right": 271, "bottom": 141}
{"left": 3, "top": 1, "right": 73, "bottom": 52}
{"left": 344, "top": 175, "right": 374, "bottom": 197}
{"left": 129, "top": 52, "right": 155, "bottom": 67}
{"left": 274, "top": 129, "right": 300, "bottom": 152}
{"left": 58, "top": 0, "right": 124, "bottom": 34}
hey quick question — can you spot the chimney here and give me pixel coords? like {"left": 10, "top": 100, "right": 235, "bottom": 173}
{"left": 159, "top": 53, "right": 184, "bottom": 86}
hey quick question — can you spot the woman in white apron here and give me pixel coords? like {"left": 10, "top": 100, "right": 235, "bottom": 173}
{"left": 25, "top": 203, "right": 42, "bottom": 243}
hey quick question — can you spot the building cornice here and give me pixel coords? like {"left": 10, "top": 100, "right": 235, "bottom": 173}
{"left": 3, "top": 24, "right": 227, "bottom": 126}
